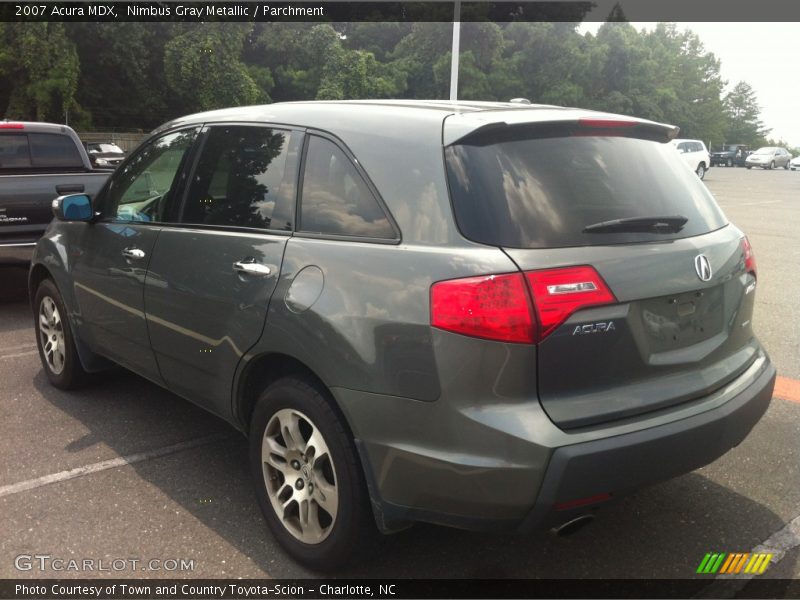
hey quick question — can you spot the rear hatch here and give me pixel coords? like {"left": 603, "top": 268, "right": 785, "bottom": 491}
{"left": 444, "top": 115, "right": 759, "bottom": 429}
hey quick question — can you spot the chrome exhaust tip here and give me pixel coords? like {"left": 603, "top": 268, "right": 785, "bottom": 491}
{"left": 551, "top": 514, "right": 595, "bottom": 536}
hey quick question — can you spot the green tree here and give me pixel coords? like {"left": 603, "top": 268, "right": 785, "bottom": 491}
{"left": 66, "top": 23, "right": 179, "bottom": 129}
{"left": 1, "top": 23, "right": 80, "bottom": 123}
{"left": 723, "top": 81, "right": 770, "bottom": 146}
{"left": 164, "top": 23, "right": 266, "bottom": 114}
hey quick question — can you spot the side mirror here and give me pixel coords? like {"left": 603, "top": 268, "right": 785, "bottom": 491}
{"left": 52, "top": 194, "right": 93, "bottom": 222}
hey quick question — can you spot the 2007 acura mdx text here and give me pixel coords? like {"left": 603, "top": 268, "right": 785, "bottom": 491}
{"left": 29, "top": 101, "right": 776, "bottom": 569}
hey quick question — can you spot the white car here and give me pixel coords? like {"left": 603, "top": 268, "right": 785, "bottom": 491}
{"left": 790, "top": 155, "right": 800, "bottom": 171}
{"left": 671, "top": 139, "right": 711, "bottom": 180}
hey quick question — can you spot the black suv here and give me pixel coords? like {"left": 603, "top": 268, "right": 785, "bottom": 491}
{"left": 30, "top": 101, "right": 775, "bottom": 569}
{"left": 711, "top": 144, "right": 749, "bottom": 167}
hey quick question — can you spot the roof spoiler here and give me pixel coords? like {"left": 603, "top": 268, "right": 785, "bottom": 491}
{"left": 446, "top": 116, "right": 680, "bottom": 147}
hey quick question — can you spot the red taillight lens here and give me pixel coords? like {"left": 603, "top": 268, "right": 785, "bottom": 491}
{"left": 0, "top": 123, "right": 24, "bottom": 129}
{"left": 525, "top": 266, "right": 616, "bottom": 340}
{"left": 430, "top": 266, "right": 616, "bottom": 344}
{"left": 430, "top": 273, "right": 535, "bottom": 343}
{"left": 742, "top": 236, "right": 757, "bottom": 277}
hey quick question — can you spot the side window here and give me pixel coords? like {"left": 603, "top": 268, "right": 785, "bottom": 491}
{"left": 28, "top": 133, "right": 83, "bottom": 168}
{"left": 299, "top": 136, "right": 395, "bottom": 239}
{"left": 182, "top": 126, "right": 295, "bottom": 230}
{"left": 102, "top": 128, "right": 199, "bottom": 222}
{"left": 0, "top": 134, "right": 31, "bottom": 169}
{"left": 676, "top": 143, "right": 688, "bottom": 152}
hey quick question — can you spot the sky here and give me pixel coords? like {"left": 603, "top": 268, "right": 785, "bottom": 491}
{"left": 578, "top": 21, "right": 800, "bottom": 147}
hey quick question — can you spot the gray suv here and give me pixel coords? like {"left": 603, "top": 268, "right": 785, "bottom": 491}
{"left": 29, "top": 101, "right": 776, "bottom": 569}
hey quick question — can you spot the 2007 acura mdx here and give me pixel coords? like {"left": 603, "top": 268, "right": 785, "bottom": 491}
{"left": 30, "top": 101, "right": 776, "bottom": 569}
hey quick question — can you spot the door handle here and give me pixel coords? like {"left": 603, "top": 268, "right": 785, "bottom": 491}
{"left": 233, "top": 259, "right": 271, "bottom": 277}
{"left": 56, "top": 184, "right": 85, "bottom": 194}
{"left": 122, "top": 247, "right": 146, "bottom": 260}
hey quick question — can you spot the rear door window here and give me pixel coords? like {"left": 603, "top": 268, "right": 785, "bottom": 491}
{"left": 299, "top": 136, "right": 395, "bottom": 239}
{"left": 445, "top": 133, "right": 728, "bottom": 249}
{"left": 28, "top": 133, "right": 83, "bottom": 168}
{"left": 181, "top": 126, "right": 297, "bottom": 231}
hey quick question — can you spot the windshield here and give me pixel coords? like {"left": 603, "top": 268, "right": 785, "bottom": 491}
{"left": 753, "top": 147, "right": 775, "bottom": 155}
{"left": 445, "top": 134, "right": 728, "bottom": 249}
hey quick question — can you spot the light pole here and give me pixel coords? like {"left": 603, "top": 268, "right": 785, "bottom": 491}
{"left": 449, "top": 0, "right": 461, "bottom": 102}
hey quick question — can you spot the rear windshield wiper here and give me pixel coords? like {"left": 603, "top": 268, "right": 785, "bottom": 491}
{"left": 582, "top": 215, "right": 688, "bottom": 234}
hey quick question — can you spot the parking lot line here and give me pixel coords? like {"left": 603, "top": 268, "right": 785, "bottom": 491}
{"left": 0, "top": 433, "right": 230, "bottom": 498}
{"left": 774, "top": 376, "right": 800, "bottom": 404}
{"left": 0, "top": 349, "right": 38, "bottom": 360}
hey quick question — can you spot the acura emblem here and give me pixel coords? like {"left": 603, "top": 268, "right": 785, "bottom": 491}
{"left": 694, "top": 254, "right": 712, "bottom": 282}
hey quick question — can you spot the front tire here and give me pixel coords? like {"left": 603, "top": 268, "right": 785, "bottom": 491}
{"left": 249, "top": 377, "right": 375, "bottom": 570}
{"left": 727, "top": 158, "right": 733, "bottom": 167}
{"left": 34, "top": 278, "right": 88, "bottom": 389}
{"left": 768, "top": 161, "right": 775, "bottom": 170}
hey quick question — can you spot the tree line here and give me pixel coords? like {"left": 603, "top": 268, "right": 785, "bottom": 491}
{"left": 0, "top": 21, "right": 783, "bottom": 150}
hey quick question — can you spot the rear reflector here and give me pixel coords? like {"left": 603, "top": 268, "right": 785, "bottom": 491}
{"left": 525, "top": 266, "right": 616, "bottom": 340}
{"left": 431, "top": 265, "right": 616, "bottom": 344}
{"left": 0, "top": 123, "right": 24, "bottom": 129}
{"left": 742, "top": 236, "right": 757, "bottom": 277}
{"left": 430, "top": 273, "right": 535, "bottom": 343}
{"left": 577, "top": 118, "right": 637, "bottom": 129}
{"left": 555, "top": 492, "right": 612, "bottom": 512}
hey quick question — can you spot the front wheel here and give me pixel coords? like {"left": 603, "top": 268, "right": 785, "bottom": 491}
{"left": 768, "top": 161, "right": 775, "bottom": 170}
{"left": 34, "top": 279, "right": 88, "bottom": 389}
{"left": 696, "top": 163, "right": 706, "bottom": 179}
{"left": 727, "top": 158, "right": 733, "bottom": 167}
{"left": 249, "top": 377, "right": 376, "bottom": 570}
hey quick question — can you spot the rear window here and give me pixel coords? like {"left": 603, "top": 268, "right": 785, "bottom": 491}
{"left": 445, "top": 134, "right": 728, "bottom": 249}
{"left": 0, "top": 134, "right": 31, "bottom": 169}
{"left": 29, "top": 133, "right": 83, "bottom": 168}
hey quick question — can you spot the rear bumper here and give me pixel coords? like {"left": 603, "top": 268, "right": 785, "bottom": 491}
{"left": 0, "top": 242, "right": 36, "bottom": 264}
{"left": 518, "top": 358, "right": 775, "bottom": 531}
{"left": 343, "top": 354, "right": 775, "bottom": 534}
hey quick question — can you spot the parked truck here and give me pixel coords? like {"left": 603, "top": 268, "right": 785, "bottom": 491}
{"left": 0, "top": 121, "right": 112, "bottom": 264}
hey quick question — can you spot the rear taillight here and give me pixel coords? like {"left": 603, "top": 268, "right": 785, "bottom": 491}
{"left": 430, "top": 266, "right": 616, "bottom": 344}
{"left": 0, "top": 123, "right": 24, "bottom": 129}
{"left": 525, "top": 266, "right": 616, "bottom": 339}
{"left": 430, "top": 273, "right": 535, "bottom": 343}
{"left": 742, "top": 236, "right": 757, "bottom": 277}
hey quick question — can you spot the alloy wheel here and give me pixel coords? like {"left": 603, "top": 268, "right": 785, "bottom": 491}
{"left": 261, "top": 408, "right": 338, "bottom": 544}
{"left": 38, "top": 296, "right": 65, "bottom": 375}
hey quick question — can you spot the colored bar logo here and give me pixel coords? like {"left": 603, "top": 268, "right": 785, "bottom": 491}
{"left": 696, "top": 552, "right": 773, "bottom": 574}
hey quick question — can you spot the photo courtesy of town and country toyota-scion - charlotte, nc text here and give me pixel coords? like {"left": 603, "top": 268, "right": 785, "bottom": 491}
{"left": 14, "top": 583, "right": 394, "bottom": 598}
{"left": 16, "top": 3, "right": 326, "bottom": 18}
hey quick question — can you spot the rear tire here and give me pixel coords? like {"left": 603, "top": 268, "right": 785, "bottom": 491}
{"left": 34, "top": 278, "right": 88, "bottom": 389}
{"left": 249, "top": 376, "right": 376, "bottom": 570}
{"left": 696, "top": 163, "right": 706, "bottom": 179}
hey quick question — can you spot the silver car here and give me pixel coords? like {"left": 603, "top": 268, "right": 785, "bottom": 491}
{"left": 745, "top": 146, "right": 792, "bottom": 169}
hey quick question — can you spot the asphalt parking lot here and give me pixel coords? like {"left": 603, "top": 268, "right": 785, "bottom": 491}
{"left": 1, "top": 166, "right": 799, "bottom": 582}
